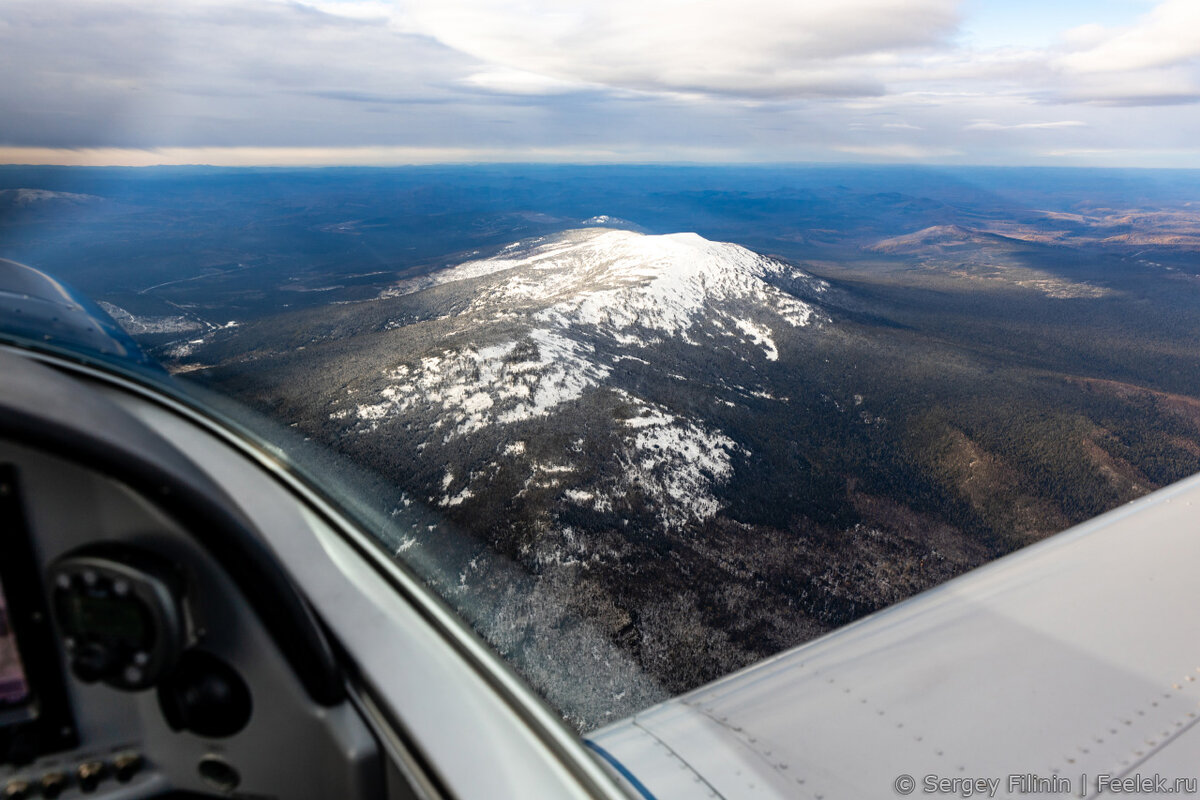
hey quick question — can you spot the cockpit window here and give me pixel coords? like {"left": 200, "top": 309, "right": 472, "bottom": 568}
{"left": 3, "top": 1, "right": 1200, "bottom": 733}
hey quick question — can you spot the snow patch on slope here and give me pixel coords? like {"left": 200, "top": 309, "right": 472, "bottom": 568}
{"left": 334, "top": 328, "right": 610, "bottom": 439}
{"left": 613, "top": 395, "right": 740, "bottom": 530}
{"left": 731, "top": 318, "right": 778, "bottom": 361}
{"left": 99, "top": 301, "right": 204, "bottom": 336}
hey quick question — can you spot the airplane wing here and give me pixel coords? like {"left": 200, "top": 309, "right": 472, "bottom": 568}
{"left": 588, "top": 471, "right": 1200, "bottom": 797}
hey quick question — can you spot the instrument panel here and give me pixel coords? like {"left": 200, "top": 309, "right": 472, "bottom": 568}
{"left": 0, "top": 434, "right": 379, "bottom": 799}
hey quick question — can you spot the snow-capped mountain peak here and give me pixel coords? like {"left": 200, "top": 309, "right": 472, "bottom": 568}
{"left": 384, "top": 228, "right": 825, "bottom": 355}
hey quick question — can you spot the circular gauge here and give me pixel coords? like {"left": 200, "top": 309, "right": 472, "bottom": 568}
{"left": 48, "top": 546, "right": 188, "bottom": 692}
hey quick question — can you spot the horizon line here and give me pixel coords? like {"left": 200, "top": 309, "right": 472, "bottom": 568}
{"left": 3, "top": 161, "right": 1199, "bottom": 173}
{"left": 2, "top": 146, "right": 1199, "bottom": 171}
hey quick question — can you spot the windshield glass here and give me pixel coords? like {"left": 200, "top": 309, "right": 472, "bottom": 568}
{"left": 4, "top": 1, "right": 1200, "bottom": 734}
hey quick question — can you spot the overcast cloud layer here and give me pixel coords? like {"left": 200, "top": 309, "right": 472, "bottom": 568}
{"left": 2, "top": 0, "right": 1199, "bottom": 166}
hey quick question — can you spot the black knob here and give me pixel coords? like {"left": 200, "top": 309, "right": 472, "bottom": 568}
{"left": 76, "top": 762, "right": 106, "bottom": 793}
{"left": 72, "top": 642, "right": 116, "bottom": 683}
{"left": 113, "top": 752, "right": 143, "bottom": 783}
{"left": 158, "top": 651, "right": 252, "bottom": 738}
{"left": 39, "top": 773, "right": 67, "bottom": 799}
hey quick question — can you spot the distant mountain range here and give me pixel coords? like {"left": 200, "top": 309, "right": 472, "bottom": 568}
{"left": 868, "top": 224, "right": 1022, "bottom": 254}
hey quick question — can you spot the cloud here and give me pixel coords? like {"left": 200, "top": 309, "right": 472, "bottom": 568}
{"left": 1057, "top": 0, "right": 1200, "bottom": 75}
{"left": 1059, "top": 89, "right": 1200, "bottom": 107}
{"left": 0, "top": 144, "right": 803, "bottom": 166}
{"left": 459, "top": 69, "right": 597, "bottom": 96}
{"left": 1049, "top": 66, "right": 1200, "bottom": 106}
{"left": 0, "top": 0, "right": 486, "bottom": 147}
{"left": 3, "top": 0, "right": 1200, "bottom": 165}
{"left": 1044, "top": 0, "right": 1200, "bottom": 106}
{"left": 964, "top": 120, "right": 1088, "bottom": 131}
{"left": 833, "top": 144, "right": 962, "bottom": 160}
{"left": 390, "top": 0, "right": 960, "bottom": 99}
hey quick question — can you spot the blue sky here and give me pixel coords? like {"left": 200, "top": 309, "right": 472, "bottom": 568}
{"left": 1, "top": 0, "right": 1197, "bottom": 167}
{"left": 959, "top": 0, "right": 1149, "bottom": 48}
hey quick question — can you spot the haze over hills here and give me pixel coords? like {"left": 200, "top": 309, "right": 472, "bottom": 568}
{"left": 3, "top": 165, "right": 1200, "bottom": 729}
{"left": 0, "top": 188, "right": 102, "bottom": 208}
{"left": 866, "top": 225, "right": 1113, "bottom": 298}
